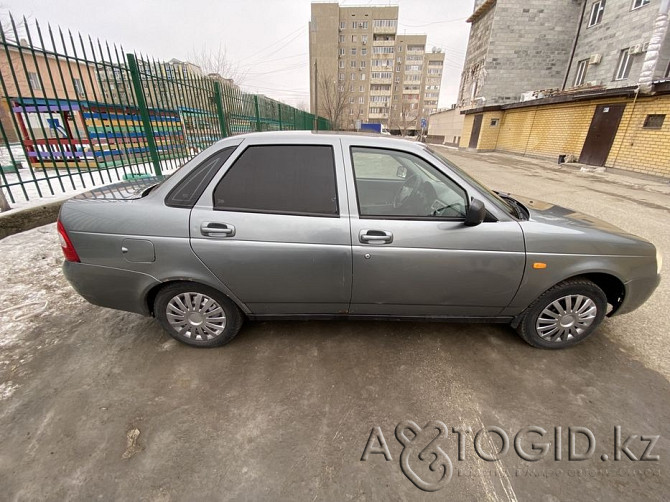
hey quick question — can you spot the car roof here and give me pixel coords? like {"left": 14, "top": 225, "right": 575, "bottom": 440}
{"left": 220, "top": 130, "right": 422, "bottom": 147}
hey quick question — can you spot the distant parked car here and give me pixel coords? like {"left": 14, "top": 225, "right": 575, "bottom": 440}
{"left": 58, "top": 132, "right": 661, "bottom": 349}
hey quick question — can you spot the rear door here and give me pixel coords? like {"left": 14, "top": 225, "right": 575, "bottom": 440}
{"left": 189, "top": 138, "right": 352, "bottom": 315}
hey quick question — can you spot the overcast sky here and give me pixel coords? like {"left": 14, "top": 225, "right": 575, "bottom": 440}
{"left": 1, "top": 0, "right": 474, "bottom": 109}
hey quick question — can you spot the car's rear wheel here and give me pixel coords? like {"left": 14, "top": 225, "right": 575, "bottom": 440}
{"left": 154, "top": 282, "right": 243, "bottom": 348}
{"left": 516, "top": 279, "right": 607, "bottom": 349}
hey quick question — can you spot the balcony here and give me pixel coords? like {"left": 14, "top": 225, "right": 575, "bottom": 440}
{"left": 370, "top": 77, "right": 393, "bottom": 84}
{"left": 372, "top": 39, "right": 395, "bottom": 47}
{"left": 370, "top": 89, "right": 392, "bottom": 96}
{"left": 372, "top": 25, "right": 397, "bottom": 35}
{"left": 368, "top": 112, "right": 389, "bottom": 119}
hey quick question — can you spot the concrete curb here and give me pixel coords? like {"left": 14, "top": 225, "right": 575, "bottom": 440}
{"left": 0, "top": 199, "right": 63, "bottom": 240}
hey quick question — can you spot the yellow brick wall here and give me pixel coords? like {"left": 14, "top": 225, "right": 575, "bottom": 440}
{"left": 459, "top": 114, "right": 475, "bottom": 148}
{"left": 477, "top": 111, "right": 504, "bottom": 150}
{"left": 607, "top": 96, "right": 670, "bottom": 179}
{"left": 461, "top": 95, "right": 670, "bottom": 179}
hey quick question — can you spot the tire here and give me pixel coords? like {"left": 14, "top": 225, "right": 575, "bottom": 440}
{"left": 154, "top": 282, "right": 243, "bottom": 348}
{"left": 516, "top": 279, "right": 607, "bottom": 349}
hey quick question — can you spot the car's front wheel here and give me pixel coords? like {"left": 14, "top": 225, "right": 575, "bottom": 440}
{"left": 516, "top": 279, "right": 607, "bottom": 349}
{"left": 154, "top": 282, "right": 243, "bottom": 347}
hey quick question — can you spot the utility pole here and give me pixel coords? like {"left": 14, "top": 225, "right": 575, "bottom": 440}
{"left": 313, "top": 59, "right": 318, "bottom": 131}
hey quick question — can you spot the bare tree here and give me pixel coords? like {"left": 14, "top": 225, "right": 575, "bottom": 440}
{"left": 317, "top": 73, "right": 351, "bottom": 130}
{"left": 391, "top": 101, "right": 419, "bottom": 136}
{"left": 295, "top": 100, "right": 309, "bottom": 112}
{"left": 188, "top": 44, "right": 245, "bottom": 83}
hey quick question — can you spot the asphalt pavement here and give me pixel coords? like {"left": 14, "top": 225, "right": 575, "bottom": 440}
{"left": 0, "top": 148, "right": 668, "bottom": 501}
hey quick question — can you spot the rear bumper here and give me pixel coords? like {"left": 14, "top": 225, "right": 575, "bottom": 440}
{"left": 63, "top": 261, "right": 160, "bottom": 316}
{"left": 614, "top": 273, "right": 661, "bottom": 316}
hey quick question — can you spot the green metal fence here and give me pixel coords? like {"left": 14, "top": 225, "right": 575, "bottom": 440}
{"left": 0, "top": 13, "right": 328, "bottom": 208}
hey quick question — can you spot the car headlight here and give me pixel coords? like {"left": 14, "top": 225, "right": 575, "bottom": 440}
{"left": 657, "top": 248, "right": 663, "bottom": 275}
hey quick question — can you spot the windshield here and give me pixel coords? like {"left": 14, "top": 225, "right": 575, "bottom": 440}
{"left": 425, "top": 146, "right": 518, "bottom": 218}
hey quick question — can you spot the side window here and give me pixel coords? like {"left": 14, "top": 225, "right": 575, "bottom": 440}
{"left": 213, "top": 145, "right": 338, "bottom": 216}
{"left": 351, "top": 147, "right": 467, "bottom": 219}
{"left": 165, "top": 146, "right": 236, "bottom": 208}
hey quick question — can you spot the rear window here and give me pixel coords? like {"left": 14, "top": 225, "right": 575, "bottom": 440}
{"left": 213, "top": 145, "right": 338, "bottom": 217}
{"left": 165, "top": 146, "right": 236, "bottom": 208}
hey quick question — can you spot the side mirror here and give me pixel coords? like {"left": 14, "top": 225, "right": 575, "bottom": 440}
{"left": 464, "top": 198, "right": 486, "bottom": 227}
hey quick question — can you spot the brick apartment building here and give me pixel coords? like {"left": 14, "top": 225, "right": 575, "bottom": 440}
{"left": 309, "top": 2, "right": 445, "bottom": 133}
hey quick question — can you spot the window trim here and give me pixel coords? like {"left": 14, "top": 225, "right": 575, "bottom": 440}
{"left": 614, "top": 47, "right": 633, "bottom": 81}
{"left": 212, "top": 144, "right": 341, "bottom": 218}
{"left": 349, "top": 145, "right": 470, "bottom": 221}
{"left": 574, "top": 59, "right": 589, "bottom": 86}
{"left": 588, "top": 0, "right": 605, "bottom": 27}
{"left": 631, "top": 0, "right": 650, "bottom": 10}
{"left": 165, "top": 146, "right": 238, "bottom": 208}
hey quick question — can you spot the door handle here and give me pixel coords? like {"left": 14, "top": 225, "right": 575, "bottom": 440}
{"left": 201, "top": 222, "right": 235, "bottom": 237}
{"left": 359, "top": 229, "right": 393, "bottom": 244}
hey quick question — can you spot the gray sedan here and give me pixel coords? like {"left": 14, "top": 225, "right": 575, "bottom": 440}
{"left": 58, "top": 132, "right": 661, "bottom": 348}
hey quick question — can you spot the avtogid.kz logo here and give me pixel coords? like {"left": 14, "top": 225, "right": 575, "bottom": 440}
{"left": 361, "top": 422, "right": 660, "bottom": 492}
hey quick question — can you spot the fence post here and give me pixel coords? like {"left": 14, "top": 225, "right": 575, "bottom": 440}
{"left": 253, "top": 95, "right": 262, "bottom": 132}
{"left": 126, "top": 53, "right": 161, "bottom": 176}
{"left": 213, "top": 81, "right": 228, "bottom": 138}
{"left": 278, "top": 104, "right": 283, "bottom": 131}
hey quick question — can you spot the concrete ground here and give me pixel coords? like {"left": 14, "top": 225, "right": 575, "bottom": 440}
{"left": 0, "top": 149, "right": 668, "bottom": 501}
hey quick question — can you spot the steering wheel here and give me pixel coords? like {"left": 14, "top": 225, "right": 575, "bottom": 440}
{"left": 393, "top": 174, "right": 419, "bottom": 209}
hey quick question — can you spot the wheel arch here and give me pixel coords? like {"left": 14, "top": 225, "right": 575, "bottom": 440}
{"left": 511, "top": 271, "right": 625, "bottom": 328}
{"left": 144, "top": 279, "right": 250, "bottom": 317}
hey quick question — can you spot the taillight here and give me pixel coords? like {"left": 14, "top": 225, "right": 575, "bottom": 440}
{"left": 57, "top": 220, "right": 80, "bottom": 263}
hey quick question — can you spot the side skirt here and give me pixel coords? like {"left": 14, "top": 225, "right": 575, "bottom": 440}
{"left": 247, "top": 314, "right": 514, "bottom": 323}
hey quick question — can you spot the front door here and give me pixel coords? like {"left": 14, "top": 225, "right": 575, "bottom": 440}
{"left": 190, "top": 142, "right": 352, "bottom": 315}
{"left": 579, "top": 104, "right": 625, "bottom": 166}
{"left": 344, "top": 144, "right": 526, "bottom": 317}
{"left": 468, "top": 114, "right": 483, "bottom": 149}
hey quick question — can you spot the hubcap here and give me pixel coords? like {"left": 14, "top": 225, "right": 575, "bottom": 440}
{"left": 536, "top": 294, "right": 597, "bottom": 342}
{"left": 166, "top": 292, "right": 226, "bottom": 341}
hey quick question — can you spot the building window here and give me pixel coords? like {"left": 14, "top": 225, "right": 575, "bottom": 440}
{"left": 339, "top": 48, "right": 345, "bottom": 56}
{"left": 631, "top": 0, "right": 650, "bottom": 9}
{"left": 588, "top": 0, "right": 605, "bottom": 27}
{"left": 359, "top": 85, "right": 364, "bottom": 92}
{"left": 28, "top": 72, "right": 42, "bottom": 91}
{"left": 373, "top": 19, "right": 397, "bottom": 28}
{"left": 339, "top": 35, "right": 344, "bottom": 43}
{"left": 73, "top": 78, "right": 85, "bottom": 95}
{"left": 574, "top": 59, "right": 589, "bottom": 86}
{"left": 361, "top": 48, "right": 367, "bottom": 56}
{"left": 361, "top": 73, "right": 366, "bottom": 80}
{"left": 340, "top": 21, "right": 346, "bottom": 29}
{"left": 362, "top": 35, "right": 368, "bottom": 43}
{"left": 615, "top": 48, "right": 633, "bottom": 80}
{"left": 339, "top": 73, "right": 345, "bottom": 81}
{"left": 352, "top": 35, "right": 357, "bottom": 42}
{"left": 359, "top": 96, "right": 365, "bottom": 104}
{"left": 362, "top": 21, "right": 368, "bottom": 29}
{"left": 352, "top": 21, "right": 357, "bottom": 29}
{"left": 351, "top": 73, "right": 356, "bottom": 81}
{"left": 643, "top": 114, "right": 665, "bottom": 129}
{"left": 490, "top": 118, "right": 499, "bottom": 126}
{"left": 360, "top": 61, "right": 366, "bottom": 68}
{"left": 339, "top": 60, "right": 344, "bottom": 69}
{"left": 351, "top": 48, "right": 357, "bottom": 55}
{"left": 351, "top": 60, "right": 357, "bottom": 68}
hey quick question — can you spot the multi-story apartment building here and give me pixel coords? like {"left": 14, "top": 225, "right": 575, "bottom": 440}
{"left": 309, "top": 2, "right": 445, "bottom": 133}
{"left": 459, "top": 0, "right": 670, "bottom": 108}
{"left": 446, "top": 0, "right": 670, "bottom": 179}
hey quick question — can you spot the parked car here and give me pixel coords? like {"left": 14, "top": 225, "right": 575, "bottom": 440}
{"left": 58, "top": 132, "right": 661, "bottom": 349}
